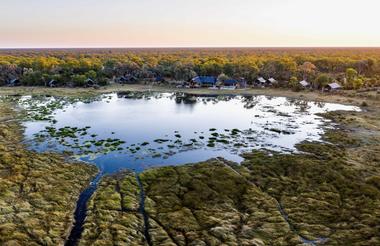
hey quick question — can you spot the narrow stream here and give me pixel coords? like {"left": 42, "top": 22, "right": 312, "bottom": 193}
{"left": 276, "top": 201, "right": 328, "bottom": 245}
{"left": 65, "top": 173, "right": 103, "bottom": 246}
{"left": 64, "top": 172, "right": 152, "bottom": 245}
{"left": 136, "top": 174, "right": 153, "bottom": 246}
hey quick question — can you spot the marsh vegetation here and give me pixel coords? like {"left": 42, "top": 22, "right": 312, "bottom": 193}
{"left": 0, "top": 87, "right": 379, "bottom": 246}
{"left": 0, "top": 102, "right": 97, "bottom": 245}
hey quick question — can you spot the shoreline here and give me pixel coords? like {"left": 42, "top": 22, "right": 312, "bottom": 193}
{"left": 1, "top": 84, "right": 378, "bottom": 107}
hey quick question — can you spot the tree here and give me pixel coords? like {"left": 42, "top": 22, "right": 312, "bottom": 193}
{"left": 261, "top": 58, "right": 297, "bottom": 81}
{"left": 299, "top": 62, "right": 317, "bottom": 80}
{"left": 352, "top": 78, "right": 364, "bottom": 89}
{"left": 103, "top": 59, "right": 118, "bottom": 77}
{"left": 0, "top": 49, "right": 378, "bottom": 89}
{"left": 367, "top": 58, "right": 375, "bottom": 75}
{"left": 345, "top": 68, "right": 358, "bottom": 89}
{"left": 217, "top": 73, "right": 229, "bottom": 82}
{"left": 71, "top": 74, "right": 87, "bottom": 87}
{"left": 346, "top": 68, "right": 358, "bottom": 81}
{"left": 109, "top": 61, "right": 140, "bottom": 77}
{"left": 21, "top": 70, "right": 45, "bottom": 86}
{"left": 173, "top": 62, "right": 197, "bottom": 81}
{"left": 199, "top": 59, "right": 224, "bottom": 76}
{"left": 315, "top": 74, "right": 330, "bottom": 89}
{"left": 289, "top": 76, "right": 301, "bottom": 91}
{"left": 86, "top": 70, "right": 97, "bottom": 80}
{"left": 345, "top": 68, "right": 365, "bottom": 89}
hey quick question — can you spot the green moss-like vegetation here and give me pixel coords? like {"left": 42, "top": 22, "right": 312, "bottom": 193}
{"left": 235, "top": 109, "right": 380, "bottom": 245}
{"left": 140, "top": 160, "right": 300, "bottom": 245}
{"left": 39, "top": 123, "right": 127, "bottom": 156}
{"left": 79, "top": 171, "right": 147, "bottom": 245}
{"left": 0, "top": 102, "right": 98, "bottom": 245}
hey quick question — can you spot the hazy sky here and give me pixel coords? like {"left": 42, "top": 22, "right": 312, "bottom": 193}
{"left": 1, "top": 0, "right": 379, "bottom": 48}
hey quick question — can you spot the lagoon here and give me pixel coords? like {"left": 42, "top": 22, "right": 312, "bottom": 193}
{"left": 20, "top": 92, "right": 359, "bottom": 174}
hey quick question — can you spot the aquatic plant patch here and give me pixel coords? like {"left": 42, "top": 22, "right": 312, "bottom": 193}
{"left": 19, "top": 92, "right": 360, "bottom": 174}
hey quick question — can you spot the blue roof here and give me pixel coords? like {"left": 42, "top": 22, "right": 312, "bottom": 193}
{"left": 155, "top": 75, "right": 164, "bottom": 81}
{"left": 224, "top": 79, "right": 238, "bottom": 85}
{"left": 192, "top": 76, "right": 217, "bottom": 84}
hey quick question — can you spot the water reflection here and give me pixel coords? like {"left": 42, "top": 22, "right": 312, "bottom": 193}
{"left": 21, "top": 93, "right": 360, "bottom": 174}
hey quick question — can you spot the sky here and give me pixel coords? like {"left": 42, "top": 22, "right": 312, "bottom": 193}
{"left": 1, "top": 0, "right": 380, "bottom": 48}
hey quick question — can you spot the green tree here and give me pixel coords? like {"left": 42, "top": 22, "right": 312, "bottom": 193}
{"left": 346, "top": 68, "right": 358, "bottom": 81}
{"left": 21, "top": 70, "right": 44, "bottom": 86}
{"left": 173, "top": 62, "right": 196, "bottom": 81}
{"left": 71, "top": 74, "right": 87, "bottom": 87}
{"left": 353, "top": 78, "right": 364, "bottom": 89}
{"left": 289, "top": 76, "right": 301, "bottom": 91}
{"left": 86, "top": 70, "right": 97, "bottom": 79}
{"left": 345, "top": 68, "right": 358, "bottom": 89}
{"left": 315, "top": 74, "right": 330, "bottom": 89}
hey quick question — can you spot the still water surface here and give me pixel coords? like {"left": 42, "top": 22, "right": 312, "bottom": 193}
{"left": 21, "top": 93, "right": 359, "bottom": 174}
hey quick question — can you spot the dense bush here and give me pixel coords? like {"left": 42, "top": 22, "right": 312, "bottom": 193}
{"left": 0, "top": 48, "right": 380, "bottom": 88}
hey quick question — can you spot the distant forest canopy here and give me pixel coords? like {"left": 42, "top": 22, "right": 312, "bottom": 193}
{"left": 0, "top": 48, "right": 380, "bottom": 89}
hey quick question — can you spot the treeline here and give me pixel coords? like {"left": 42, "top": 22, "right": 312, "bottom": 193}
{"left": 0, "top": 48, "right": 380, "bottom": 89}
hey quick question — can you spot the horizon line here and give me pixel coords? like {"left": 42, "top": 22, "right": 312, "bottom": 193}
{"left": 1, "top": 46, "right": 380, "bottom": 50}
